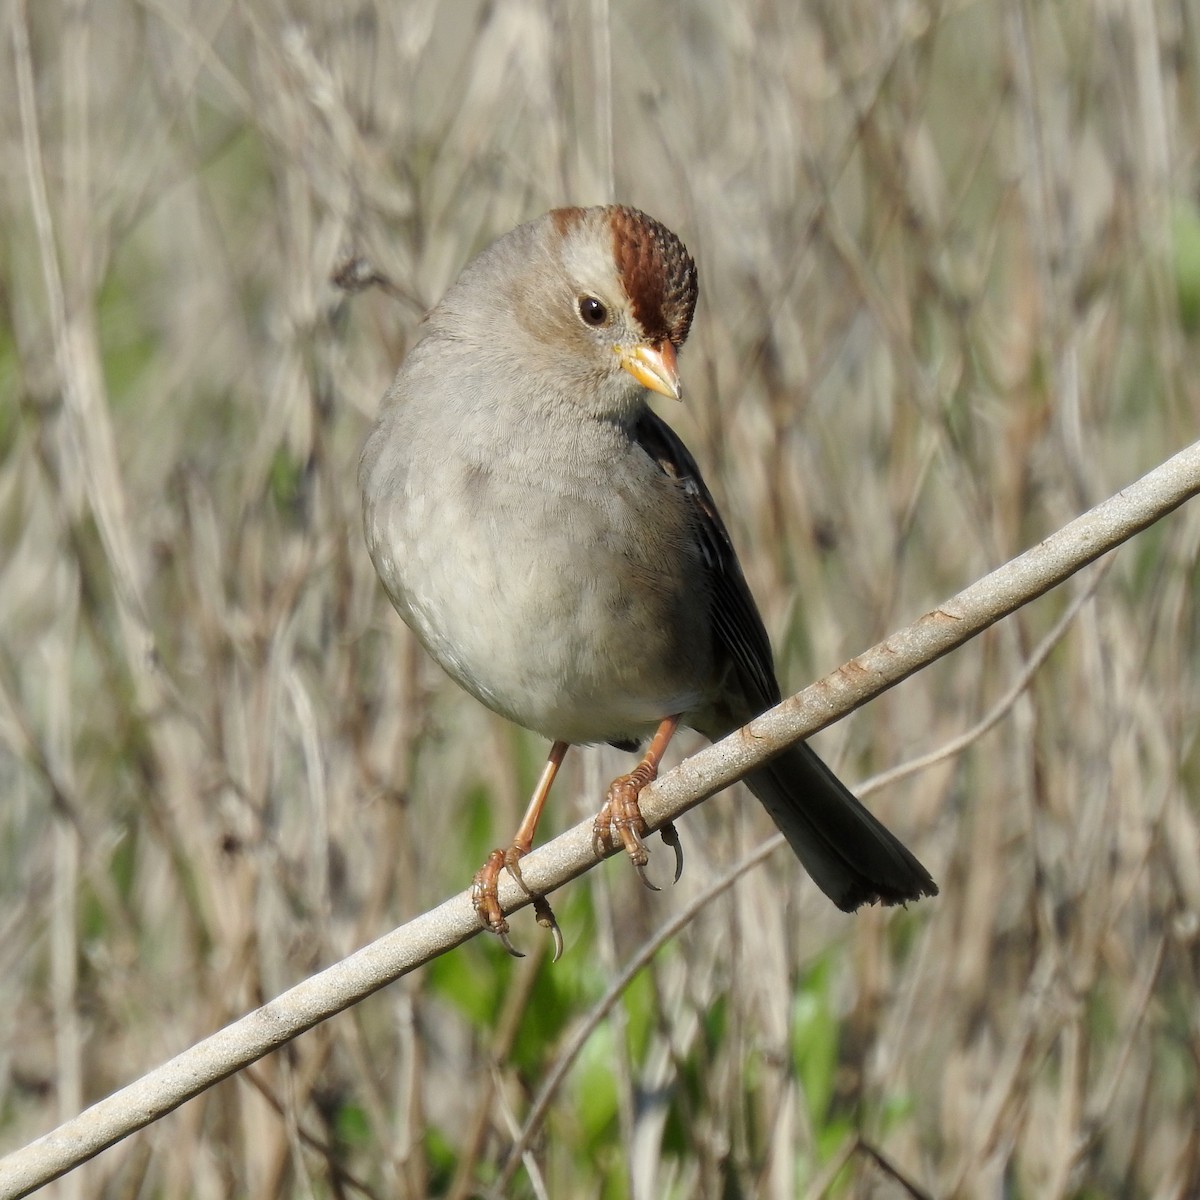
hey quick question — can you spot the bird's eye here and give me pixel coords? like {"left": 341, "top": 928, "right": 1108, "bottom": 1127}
{"left": 578, "top": 296, "right": 608, "bottom": 326}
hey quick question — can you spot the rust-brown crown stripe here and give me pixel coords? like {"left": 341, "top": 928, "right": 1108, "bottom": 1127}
{"left": 607, "top": 206, "right": 698, "bottom": 349}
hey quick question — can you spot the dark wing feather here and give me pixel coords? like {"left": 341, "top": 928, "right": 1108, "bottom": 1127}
{"left": 630, "top": 407, "right": 938, "bottom": 911}
{"left": 631, "top": 408, "right": 780, "bottom": 714}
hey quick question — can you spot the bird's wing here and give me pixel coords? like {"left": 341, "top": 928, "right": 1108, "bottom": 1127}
{"left": 631, "top": 407, "right": 781, "bottom": 715}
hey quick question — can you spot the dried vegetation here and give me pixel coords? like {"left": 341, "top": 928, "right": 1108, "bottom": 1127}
{"left": 2, "top": 0, "right": 1200, "bottom": 1196}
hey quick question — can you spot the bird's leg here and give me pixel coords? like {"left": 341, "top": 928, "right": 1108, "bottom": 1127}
{"left": 472, "top": 740, "right": 569, "bottom": 960}
{"left": 592, "top": 715, "right": 685, "bottom": 889}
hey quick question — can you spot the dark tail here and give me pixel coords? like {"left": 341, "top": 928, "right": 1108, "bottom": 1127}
{"left": 745, "top": 743, "right": 937, "bottom": 912}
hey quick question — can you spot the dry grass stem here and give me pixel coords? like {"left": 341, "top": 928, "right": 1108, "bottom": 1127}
{"left": 3, "top": 0, "right": 1199, "bottom": 1195}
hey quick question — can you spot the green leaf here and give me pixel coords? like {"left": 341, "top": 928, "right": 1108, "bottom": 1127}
{"left": 1174, "top": 200, "right": 1200, "bottom": 335}
{"left": 790, "top": 957, "right": 839, "bottom": 1132}
{"left": 427, "top": 939, "right": 506, "bottom": 1030}
{"left": 573, "top": 1022, "right": 620, "bottom": 1145}
{"left": 333, "top": 1101, "right": 371, "bottom": 1148}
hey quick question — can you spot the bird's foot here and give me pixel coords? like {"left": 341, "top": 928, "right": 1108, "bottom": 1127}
{"left": 592, "top": 761, "right": 684, "bottom": 889}
{"left": 471, "top": 846, "right": 563, "bottom": 962}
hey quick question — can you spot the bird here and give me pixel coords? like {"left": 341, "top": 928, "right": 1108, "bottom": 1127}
{"left": 359, "top": 205, "right": 937, "bottom": 956}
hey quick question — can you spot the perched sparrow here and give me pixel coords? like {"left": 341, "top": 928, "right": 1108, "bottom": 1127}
{"left": 360, "top": 205, "right": 937, "bottom": 955}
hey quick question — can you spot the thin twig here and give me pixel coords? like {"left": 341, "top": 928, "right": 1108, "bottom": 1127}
{"left": 863, "top": 560, "right": 1110, "bottom": 795}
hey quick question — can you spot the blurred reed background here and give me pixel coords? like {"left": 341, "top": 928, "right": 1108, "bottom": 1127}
{"left": 2, "top": 0, "right": 1200, "bottom": 1196}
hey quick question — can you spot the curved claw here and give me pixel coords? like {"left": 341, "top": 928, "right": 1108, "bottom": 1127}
{"left": 474, "top": 846, "right": 564, "bottom": 959}
{"left": 596, "top": 767, "right": 666, "bottom": 890}
{"left": 533, "top": 895, "right": 564, "bottom": 963}
{"left": 660, "top": 822, "right": 684, "bottom": 884}
{"left": 497, "top": 927, "right": 525, "bottom": 957}
{"left": 473, "top": 849, "right": 526, "bottom": 956}
{"left": 632, "top": 857, "right": 660, "bottom": 892}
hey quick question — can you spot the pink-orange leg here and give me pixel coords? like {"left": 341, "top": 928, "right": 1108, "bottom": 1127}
{"left": 472, "top": 740, "right": 569, "bottom": 960}
{"left": 592, "top": 715, "right": 685, "bottom": 889}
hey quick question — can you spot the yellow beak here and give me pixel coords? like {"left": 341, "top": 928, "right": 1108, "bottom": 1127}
{"left": 617, "top": 340, "right": 681, "bottom": 401}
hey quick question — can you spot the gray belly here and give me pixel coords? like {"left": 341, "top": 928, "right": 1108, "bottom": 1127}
{"left": 365, "top": 450, "right": 714, "bottom": 744}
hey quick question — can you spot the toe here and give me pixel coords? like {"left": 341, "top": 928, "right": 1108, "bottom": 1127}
{"left": 533, "top": 895, "right": 564, "bottom": 962}
{"left": 660, "top": 822, "right": 684, "bottom": 884}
